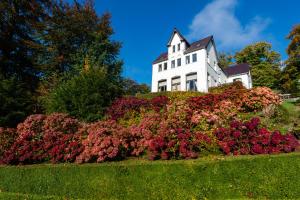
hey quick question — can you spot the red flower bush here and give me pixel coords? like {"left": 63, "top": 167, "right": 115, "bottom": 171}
{"left": 107, "top": 96, "right": 169, "bottom": 120}
{"left": 0, "top": 128, "right": 17, "bottom": 160}
{"left": 215, "top": 117, "right": 299, "bottom": 155}
{"left": 1, "top": 113, "right": 84, "bottom": 164}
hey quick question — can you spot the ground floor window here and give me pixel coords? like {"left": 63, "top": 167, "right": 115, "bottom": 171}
{"left": 172, "top": 76, "right": 181, "bottom": 91}
{"left": 233, "top": 78, "right": 242, "bottom": 82}
{"left": 158, "top": 80, "right": 167, "bottom": 92}
{"left": 186, "top": 73, "right": 197, "bottom": 91}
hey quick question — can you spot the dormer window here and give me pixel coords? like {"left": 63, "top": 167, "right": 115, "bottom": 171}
{"left": 172, "top": 45, "right": 175, "bottom": 53}
{"left": 177, "top": 44, "right": 180, "bottom": 51}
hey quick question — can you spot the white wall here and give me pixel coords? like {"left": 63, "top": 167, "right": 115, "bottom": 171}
{"left": 226, "top": 73, "right": 252, "bottom": 89}
{"left": 206, "top": 41, "right": 227, "bottom": 87}
{"left": 152, "top": 48, "right": 207, "bottom": 92}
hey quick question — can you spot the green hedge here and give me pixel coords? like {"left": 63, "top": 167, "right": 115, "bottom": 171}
{"left": 0, "top": 153, "right": 299, "bottom": 199}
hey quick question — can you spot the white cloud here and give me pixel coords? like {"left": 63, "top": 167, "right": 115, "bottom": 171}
{"left": 187, "top": 0, "right": 271, "bottom": 50}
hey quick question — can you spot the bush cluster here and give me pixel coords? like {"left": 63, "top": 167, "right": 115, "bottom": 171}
{"left": 215, "top": 117, "right": 299, "bottom": 155}
{"left": 0, "top": 85, "right": 298, "bottom": 165}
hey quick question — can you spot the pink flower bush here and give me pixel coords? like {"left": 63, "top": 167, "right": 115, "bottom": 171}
{"left": 1, "top": 113, "right": 84, "bottom": 164}
{"left": 215, "top": 117, "right": 299, "bottom": 155}
{"left": 0, "top": 85, "right": 294, "bottom": 165}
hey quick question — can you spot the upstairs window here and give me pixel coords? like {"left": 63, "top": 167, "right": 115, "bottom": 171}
{"left": 192, "top": 53, "right": 197, "bottom": 62}
{"left": 177, "top": 43, "right": 180, "bottom": 51}
{"left": 158, "top": 64, "right": 162, "bottom": 72}
{"left": 164, "top": 62, "right": 167, "bottom": 70}
{"left": 171, "top": 60, "right": 175, "bottom": 68}
{"left": 186, "top": 73, "right": 197, "bottom": 91}
{"left": 172, "top": 45, "right": 175, "bottom": 53}
{"left": 177, "top": 58, "right": 181, "bottom": 67}
{"left": 186, "top": 55, "right": 190, "bottom": 64}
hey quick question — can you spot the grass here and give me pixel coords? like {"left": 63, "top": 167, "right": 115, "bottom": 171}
{"left": 0, "top": 153, "right": 299, "bottom": 199}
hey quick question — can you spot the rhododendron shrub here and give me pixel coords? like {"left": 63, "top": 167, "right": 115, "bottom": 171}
{"left": 0, "top": 128, "right": 17, "bottom": 159}
{"left": 147, "top": 128, "right": 213, "bottom": 160}
{"left": 215, "top": 118, "right": 299, "bottom": 155}
{"left": 107, "top": 96, "right": 169, "bottom": 120}
{"left": 2, "top": 114, "right": 84, "bottom": 164}
{"left": 241, "top": 87, "right": 281, "bottom": 112}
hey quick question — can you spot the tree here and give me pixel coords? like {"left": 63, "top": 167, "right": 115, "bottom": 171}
{"left": 0, "top": 0, "right": 51, "bottom": 126}
{"left": 280, "top": 24, "right": 300, "bottom": 95}
{"left": 38, "top": 1, "right": 122, "bottom": 92}
{"left": 44, "top": 68, "right": 122, "bottom": 122}
{"left": 0, "top": 76, "right": 34, "bottom": 127}
{"left": 234, "top": 42, "right": 281, "bottom": 89}
{"left": 122, "top": 78, "right": 150, "bottom": 96}
{"left": 218, "top": 52, "right": 233, "bottom": 69}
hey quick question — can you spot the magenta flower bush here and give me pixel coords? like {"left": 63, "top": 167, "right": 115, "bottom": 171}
{"left": 215, "top": 118, "right": 299, "bottom": 155}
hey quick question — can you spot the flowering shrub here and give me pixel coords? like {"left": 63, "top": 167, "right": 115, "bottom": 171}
{"left": 241, "top": 87, "right": 281, "bottom": 112}
{"left": 2, "top": 113, "right": 84, "bottom": 164}
{"left": 107, "top": 96, "right": 169, "bottom": 120}
{"left": 0, "top": 128, "right": 17, "bottom": 159}
{"left": 215, "top": 117, "right": 299, "bottom": 155}
{"left": 0, "top": 85, "right": 292, "bottom": 165}
{"left": 147, "top": 128, "right": 213, "bottom": 160}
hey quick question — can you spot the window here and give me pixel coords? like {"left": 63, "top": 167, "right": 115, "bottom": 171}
{"left": 192, "top": 53, "right": 197, "bottom": 62}
{"left": 158, "top": 80, "right": 167, "bottom": 92}
{"left": 186, "top": 55, "right": 190, "bottom": 64}
{"left": 158, "top": 64, "right": 162, "bottom": 72}
{"left": 171, "top": 60, "right": 175, "bottom": 68}
{"left": 177, "top": 43, "right": 180, "bottom": 51}
{"left": 177, "top": 58, "right": 181, "bottom": 67}
{"left": 207, "top": 73, "right": 211, "bottom": 87}
{"left": 186, "top": 73, "right": 197, "bottom": 91}
{"left": 172, "top": 45, "right": 175, "bottom": 53}
{"left": 164, "top": 62, "right": 167, "bottom": 70}
{"left": 233, "top": 78, "right": 242, "bottom": 82}
{"left": 172, "top": 77, "right": 181, "bottom": 91}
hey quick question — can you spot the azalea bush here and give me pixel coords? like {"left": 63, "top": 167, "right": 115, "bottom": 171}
{"left": 1, "top": 113, "right": 84, "bottom": 164}
{"left": 0, "top": 85, "right": 297, "bottom": 165}
{"left": 0, "top": 128, "right": 17, "bottom": 159}
{"left": 215, "top": 117, "right": 299, "bottom": 155}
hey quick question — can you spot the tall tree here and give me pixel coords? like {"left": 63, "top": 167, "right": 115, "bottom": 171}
{"left": 218, "top": 52, "right": 233, "bottom": 69}
{"left": 234, "top": 42, "right": 281, "bottom": 89}
{"left": 0, "top": 0, "right": 51, "bottom": 126}
{"left": 122, "top": 78, "right": 150, "bottom": 96}
{"left": 38, "top": 0, "right": 122, "bottom": 93}
{"left": 280, "top": 24, "right": 300, "bottom": 94}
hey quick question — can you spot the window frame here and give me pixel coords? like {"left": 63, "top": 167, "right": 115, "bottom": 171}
{"left": 177, "top": 58, "right": 181, "bottom": 67}
{"left": 171, "top": 60, "right": 175, "bottom": 68}
{"left": 192, "top": 53, "right": 197, "bottom": 62}
{"left": 186, "top": 55, "right": 190, "bottom": 64}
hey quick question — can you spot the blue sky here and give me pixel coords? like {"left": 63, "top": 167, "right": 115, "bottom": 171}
{"left": 94, "top": 0, "right": 300, "bottom": 85}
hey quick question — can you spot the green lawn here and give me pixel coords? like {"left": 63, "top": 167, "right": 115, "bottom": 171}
{"left": 0, "top": 153, "right": 299, "bottom": 199}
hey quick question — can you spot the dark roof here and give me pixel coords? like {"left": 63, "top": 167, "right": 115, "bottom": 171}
{"left": 153, "top": 52, "right": 168, "bottom": 64}
{"left": 153, "top": 30, "right": 213, "bottom": 64}
{"left": 223, "top": 63, "right": 250, "bottom": 76}
{"left": 184, "top": 35, "right": 213, "bottom": 54}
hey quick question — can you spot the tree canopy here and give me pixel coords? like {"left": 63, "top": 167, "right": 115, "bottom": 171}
{"left": 234, "top": 42, "right": 281, "bottom": 89}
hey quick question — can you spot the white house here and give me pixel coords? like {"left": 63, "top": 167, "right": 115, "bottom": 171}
{"left": 151, "top": 28, "right": 252, "bottom": 92}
